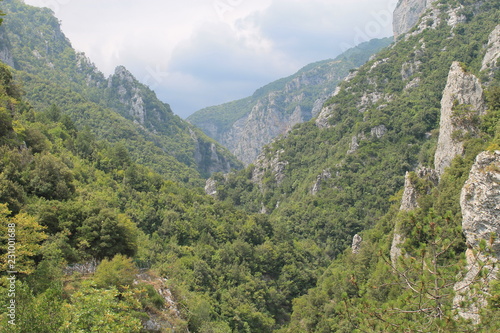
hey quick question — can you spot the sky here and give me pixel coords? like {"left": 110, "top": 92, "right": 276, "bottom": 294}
{"left": 24, "top": 0, "right": 398, "bottom": 118}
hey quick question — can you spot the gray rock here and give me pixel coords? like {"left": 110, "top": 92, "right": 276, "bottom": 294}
{"left": 392, "top": 167, "right": 439, "bottom": 265}
{"left": 400, "top": 171, "right": 419, "bottom": 212}
{"left": 252, "top": 149, "right": 289, "bottom": 188}
{"left": 311, "top": 170, "right": 332, "bottom": 195}
{"left": 393, "top": 0, "right": 437, "bottom": 39}
{"left": 460, "top": 151, "right": 500, "bottom": 255}
{"left": 205, "top": 178, "right": 218, "bottom": 197}
{"left": 352, "top": 234, "right": 363, "bottom": 254}
{"left": 481, "top": 25, "right": 500, "bottom": 72}
{"left": 453, "top": 151, "right": 500, "bottom": 324}
{"left": 434, "top": 62, "right": 486, "bottom": 176}
{"left": 371, "top": 125, "right": 388, "bottom": 139}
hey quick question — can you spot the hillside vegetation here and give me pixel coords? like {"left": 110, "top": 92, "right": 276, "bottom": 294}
{"left": 0, "top": 0, "right": 500, "bottom": 332}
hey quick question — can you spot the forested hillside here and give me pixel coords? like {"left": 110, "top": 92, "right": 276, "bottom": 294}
{"left": 0, "top": 0, "right": 500, "bottom": 332}
{"left": 0, "top": 0, "right": 241, "bottom": 182}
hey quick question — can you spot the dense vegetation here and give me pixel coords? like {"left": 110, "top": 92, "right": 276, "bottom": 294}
{"left": 0, "top": 0, "right": 499, "bottom": 332}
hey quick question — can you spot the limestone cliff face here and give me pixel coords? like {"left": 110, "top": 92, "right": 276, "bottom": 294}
{"left": 221, "top": 95, "right": 308, "bottom": 165}
{"left": 251, "top": 149, "right": 288, "bottom": 188}
{"left": 108, "top": 66, "right": 151, "bottom": 126}
{"left": 434, "top": 62, "right": 486, "bottom": 176}
{"left": 393, "top": 0, "right": 437, "bottom": 39}
{"left": 454, "top": 151, "right": 500, "bottom": 323}
{"left": 460, "top": 151, "right": 500, "bottom": 255}
{"left": 481, "top": 24, "right": 500, "bottom": 72}
{"left": 0, "top": 30, "right": 14, "bottom": 68}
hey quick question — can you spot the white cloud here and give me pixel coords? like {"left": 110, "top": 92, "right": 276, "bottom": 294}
{"left": 24, "top": 0, "right": 396, "bottom": 118}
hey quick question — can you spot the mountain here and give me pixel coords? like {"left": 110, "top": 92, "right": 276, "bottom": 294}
{"left": 188, "top": 38, "right": 392, "bottom": 165}
{"left": 208, "top": 0, "right": 500, "bottom": 330}
{"left": 0, "top": 0, "right": 242, "bottom": 182}
{"left": 1, "top": 0, "right": 500, "bottom": 332}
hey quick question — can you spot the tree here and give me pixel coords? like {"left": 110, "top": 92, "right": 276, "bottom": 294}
{"left": 28, "top": 153, "right": 75, "bottom": 200}
{"left": 0, "top": 204, "right": 48, "bottom": 275}
{"left": 60, "top": 283, "right": 143, "bottom": 333}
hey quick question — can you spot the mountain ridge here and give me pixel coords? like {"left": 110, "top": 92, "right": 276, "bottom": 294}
{"left": 188, "top": 37, "right": 392, "bottom": 165}
{"left": 0, "top": 0, "right": 242, "bottom": 181}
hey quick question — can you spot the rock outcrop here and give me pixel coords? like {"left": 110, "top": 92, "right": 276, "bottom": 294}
{"left": 391, "top": 167, "right": 439, "bottom": 265}
{"left": 109, "top": 66, "right": 148, "bottom": 126}
{"left": 311, "top": 170, "right": 332, "bottom": 195}
{"left": 0, "top": 30, "right": 14, "bottom": 68}
{"left": 393, "top": 0, "right": 437, "bottom": 39}
{"left": 460, "top": 151, "right": 500, "bottom": 255}
{"left": 453, "top": 151, "right": 500, "bottom": 324}
{"left": 205, "top": 178, "right": 218, "bottom": 197}
{"left": 434, "top": 62, "right": 486, "bottom": 176}
{"left": 481, "top": 24, "right": 500, "bottom": 72}
{"left": 135, "top": 272, "right": 186, "bottom": 332}
{"left": 352, "top": 234, "right": 363, "bottom": 254}
{"left": 221, "top": 99, "right": 307, "bottom": 165}
{"left": 252, "top": 149, "right": 288, "bottom": 188}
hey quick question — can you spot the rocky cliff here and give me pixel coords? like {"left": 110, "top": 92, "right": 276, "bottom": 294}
{"left": 481, "top": 24, "right": 500, "bottom": 73}
{"left": 189, "top": 38, "right": 392, "bottom": 165}
{"left": 460, "top": 151, "right": 500, "bottom": 255}
{"left": 393, "top": 0, "right": 437, "bottom": 38}
{"left": 453, "top": 151, "right": 500, "bottom": 323}
{"left": 434, "top": 61, "right": 486, "bottom": 176}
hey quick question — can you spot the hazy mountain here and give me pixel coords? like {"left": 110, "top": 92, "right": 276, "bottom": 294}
{"left": 188, "top": 38, "right": 392, "bottom": 165}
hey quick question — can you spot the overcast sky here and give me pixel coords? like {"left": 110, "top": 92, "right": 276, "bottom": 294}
{"left": 24, "top": 0, "right": 397, "bottom": 118}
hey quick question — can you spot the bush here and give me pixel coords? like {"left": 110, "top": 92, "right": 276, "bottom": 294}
{"left": 93, "top": 254, "right": 138, "bottom": 289}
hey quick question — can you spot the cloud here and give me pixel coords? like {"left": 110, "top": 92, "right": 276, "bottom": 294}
{"left": 24, "top": 0, "right": 396, "bottom": 118}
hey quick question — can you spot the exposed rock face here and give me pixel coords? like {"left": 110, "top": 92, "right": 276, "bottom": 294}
{"left": 434, "top": 62, "right": 486, "bottom": 176}
{"left": 311, "top": 170, "right": 332, "bottom": 195}
{"left": 453, "top": 249, "right": 498, "bottom": 324}
{"left": 0, "top": 30, "right": 14, "bottom": 68}
{"left": 316, "top": 104, "right": 337, "bottom": 129}
{"left": 391, "top": 167, "right": 439, "bottom": 265}
{"left": 371, "top": 125, "right": 388, "bottom": 139}
{"left": 252, "top": 149, "right": 288, "bottom": 188}
{"left": 109, "top": 66, "right": 147, "bottom": 125}
{"left": 460, "top": 151, "right": 500, "bottom": 255}
{"left": 481, "top": 24, "right": 500, "bottom": 72}
{"left": 393, "top": 0, "right": 437, "bottom": 39}
{"left": 352, "top": 234, "right": 363, "bottom": 254}
{"left": 222, "top": 99, "right": 307, "bottom": 165}
{"left": 400, "top": 171, "right": 419, "bottom": 212}
{"left": 390, "top": 233, "right": 405, "bottom": 267}
{"left": 205, "top": 178, "right": 218, "bottom": 197}
{"left": 135, "top": 272, "right": 185, "bottom": 332}
{"left": 400, "top": 167, "right": 439, "bottom": 211}
{"left": 454, "top": 151, "right": 500, "bottom": 324}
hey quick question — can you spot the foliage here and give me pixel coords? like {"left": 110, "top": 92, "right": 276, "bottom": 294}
{"left": 93, "top": 254, "right": 138, "bottom": 289}
{"left": 0, "top": 0, "right": 499, "bottom": 331}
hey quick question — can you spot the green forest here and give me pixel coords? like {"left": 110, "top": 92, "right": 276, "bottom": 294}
{"left": 1, "top": 0, "right": 500, "bottom": 332}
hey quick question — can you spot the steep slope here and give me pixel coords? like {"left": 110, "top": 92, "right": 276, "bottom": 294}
{"left": 188, "top": 38, "right": 392, "bottom": 165}
{"left": 209, "top": 0, "right": 500, "bottom": 329}
{"left": 393, "top": 0, "right": 437, "bottom": 38}
{"left": 0, "top": 0, "right": 241, "bottom": 181}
